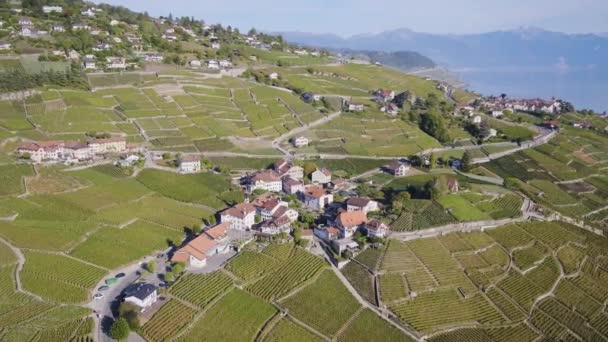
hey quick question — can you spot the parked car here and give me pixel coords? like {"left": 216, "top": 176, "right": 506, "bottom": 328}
{"left": 98, "top": 286, "right": 109, "bottom": 291}
{"left": 94, "top": 293, "right": 104, "bottom": 300}
{"left": 104, "top": 278, "right": 117, "bottom": 285}
{"left": 115, "top": 273, "right": 126, "bottom": 278}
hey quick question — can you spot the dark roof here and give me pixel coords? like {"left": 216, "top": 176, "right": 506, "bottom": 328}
{"left": 124, "top": 283, "right": 157, "bottom": 300}
{"left": 347, "top": 197, "right": 371, "bottom": 207}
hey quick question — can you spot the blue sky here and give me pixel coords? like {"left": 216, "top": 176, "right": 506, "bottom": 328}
{"left": 98, "top": 0, "right": 608, "bottom": 36}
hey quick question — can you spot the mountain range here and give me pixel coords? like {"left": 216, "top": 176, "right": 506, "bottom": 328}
{"left": 279, "top": 28, "right": 608, "bottom": 72}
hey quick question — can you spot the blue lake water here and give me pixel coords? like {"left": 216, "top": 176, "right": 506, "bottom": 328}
{"left": 457, "top": 68, "right": 608, "bottom": 113}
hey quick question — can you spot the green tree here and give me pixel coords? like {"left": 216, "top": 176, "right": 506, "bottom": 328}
{"left": 293, "top": 227, "right": 302, "bottom": 245}
{"left": 118, "top": 302, "right": 140, "bottom": 330}
{"left": 419, "top": 109, "right": 450, "bottom": 143}
{"left": 110, "top": 318, "right": 130, "bottom": 341}
{"left": 146, "top": 262, "right": 155, "bottom": 273}
{"left": 303, "top": 162, "right": 317, "bottom": 178}
{"left": 429, "top": 153, "right": 436, "bottom": 169}
{"left": 461, "top": 151, "right": 472, "bottom": 172}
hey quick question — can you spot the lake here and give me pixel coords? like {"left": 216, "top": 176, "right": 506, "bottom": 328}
{"left": 456, "top": 68, "right": 608, "bottom": 113}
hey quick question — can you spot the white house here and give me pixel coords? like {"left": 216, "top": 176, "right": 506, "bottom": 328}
{"left": 488, "top": 128, "right": 497, "bottom": 138}
{"left": 87, "top": 137, "right": 126, "bottom": 154}
{"left": 246, "top": 170, "right": 282, "bottom": 193}
{"left": 335, "top": 211, "right": 367, "bottom": 239}
{"left": 491, "top": 110, "right": 504, "bottom": 118}
{"left": 106, "top": 57, "right": 126, "bottom": 69}
{"left": 269, "top": 72, "right": 279, "bottom": 80}
{"left": 179, "top": 155, "right": 201, "bottom": 173}
{"left": 0, "top": 42, "right": 11, "bottom": 50}
{"left": 110, "top": 19, "right": 120, "bottom": 26}
{"left": 72, "top": 23, "right": 90, "bottom": 31}
{"left": 51, "top": 23, "right": 64, "bottom": 32}
{"left": 171, "top": 222, "right": 230, "bottom": 268}
{"left": 63, "top": 141, "right": 93, "bottom": 161}
{"left": 347, "top": 103, "right": 365, "bottom": 112}
{"left": 81, "top": 8, "right": 96, "bottom": 17}
{"left": 301, "top": 186, "right": 333, "bottom": 211}
{"left": 19, "top": 18, "right": 33, "bottom": 26}
{"left": 207, "top": 60, "right": 219, "bottom": 69}
{"left": 364, "top": 220, "right": 389, "bottom": 238}
{"left": 294, "top": 50, "right": 309, "bottom": 56}
{"left": 17, "top": 141, "right": 64, "bottom": 163}
{"left": 211, "top": 42, "right": 221, "bottom": 49}
{"left": 346, "top": 197, "right": 379, "bottom": 214}
{"left": 220, "top": 203, "right": 256, "bottom": 230}
{"left": 332, "top": 238, "right": 359, "bottom": 255}
{"left": 83, "top": 59, "right": 96, "bottom": 70}
{"left": 273, "top": 159, "right": 304, "bottom": 180}
{"left": 472, "top": 115, "right": 482, "bottom": 124}
{"left": 123, "top": 283, "right": 158, "bottom": 311}
{"left": 293, "top": 136, "right": 309, "bottom": 148}
{"left": 42, "top": 5, "right": 62, "bottom": 13}
{"left": 385, "top": 160, "right": 409, "bottom": 177}
{"left": 258, "top": 215, "right": 292, "bottom": 235}
{"left": 189, "top": 59, "right": 202, "bottom": 67}
{"left": 282, "top": 177, "right": 304, "bottom": 195}
{"left": 112, "top": 37, "right": 122, "bottom": 43}
{"left": 311, "top": 168, "right": 331, "bottom": 184}
{"left": 219, "top": 60, "right": 233, "bottom": 68}
{"left": 314, "top": 226, "right": 340, "bottom": 243}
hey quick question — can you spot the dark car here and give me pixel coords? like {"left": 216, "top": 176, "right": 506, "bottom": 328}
{"left": 98, "top": 286, "right": 110, "bottom": 291}
{"left": 115, "top": 273, "right": 126, "bottom": 278}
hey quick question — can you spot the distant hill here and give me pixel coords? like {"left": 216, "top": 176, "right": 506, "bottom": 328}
{"left": 279, "top": 27, "right": 608, "bottom": 71}
{"left": 333, "top": 49, "right": 436, "bottom": 70}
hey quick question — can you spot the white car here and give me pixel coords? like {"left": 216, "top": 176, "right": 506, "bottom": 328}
{"left": 94, "top": 293, "right": 104, "bottom": 300}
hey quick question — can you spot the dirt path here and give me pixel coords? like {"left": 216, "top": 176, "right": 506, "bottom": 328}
{"left": 0, "top": 236, "right": 44, "bottom": 301}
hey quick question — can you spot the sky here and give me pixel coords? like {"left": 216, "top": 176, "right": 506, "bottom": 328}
{"left": 98, "top": 0, "right": 608, "bottom": 36}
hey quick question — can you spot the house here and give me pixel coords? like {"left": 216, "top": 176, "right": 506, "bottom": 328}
{"left": 207, "top": 60, "right": 219, "bottom": 69}
{"left": 106, "top": 57, "right": 126, "bottom": 69}
{"left": 381, "top": 103, "right": 399, "bottom": 115}
{"left": 171, "top": 222, "right": 230, "bottom": 267}
{"left": 385, "top": 160, "right": 409, "bottom": 177}
{"left": 269, "top": 72, "right": 279, "bottom": 80}
{"left": 346, "top": 197, "right": 379, "bottom": 214}
{"left": 346, "top": 103, "right": 365, "bottom": 112}
{"left": 573, "top": 122, "right": 593, "bottom": 129}
{"left": 219, "top": 60, "right": 233, "bottom": 68}
{"left": 491, "top": 110, "right": 504, "bottom": 118}
{"left": 246, "top": 170, "right": 282, "bottom": 193}
{"left": 116, "top": 154, "right": 140, "bottom": 167}
{"left": 259, "top": 197, "right": 287, "bottom": 220}
{"left": 171, "top": 234, "right": 216, "bottom": 267}
{"left": 249, "top": 56, "right": 258, "bottom": 61}
{"left": 0, "top": 42, "right": 11, "bottom": 50}
{"left": 51, "top": 23, "right": 64, "bottom": 32}
{"left": 110, "top": 19, "right": 120, "bottom": 26}
{"left": 42, "top": 5, "right": 62, "bottom": 13}
{"left": 301, "top": 186, "right": 333, "bottom": 211}
{"left": 293, "top": 136, "right": 309, "bottom": 148}
{"left": 189, "top": 59, "right": 202, "bottom": 67}
{"left": 162, "top": 33, "right": 177, "bottom": 41}
{"left": 63, "top": 141, "right": 93, "bottom": 161}
{"left": 314, "top": 226, "right": 340, "bottom": 242}
{"left": 220, "top": 203, "right": 256, "bottom": 230}
{"left": 472, "top": 115, "right": 482, "bottom": 124}
{"left": 123, "top": 283, "right": 157, "bottom": 311}
{"left": 375, "top": 89, "right": 395, "bottom": 102}
{"left": 258, "top": 215, "right": 291, "bottom": 235}
{"left": 112, "top": 37, "right": 122, "bottom": 43}
{"left": 335, "top": 211, "right": 367, "bottom": 238}
{"left": 211, "top": 42, "right": 221, "bottom": 49}
{"left": 311, "top": 168, "right": 331, "bottom": 184}
{"left": 68, "top": 50, "right": 80, "bottom": 60}
{"left": 20, "top": 27, "right": 34, "bottom": 37}
{"left": 17, "top": 141, "right": 64, "bottom": 162}
{"left": 283, "top": 177, "right": 304, "bottom": 195}
{"left": 544, "top": 120, "right": 560, "bottom": 129}
{"left": 302, "top": 93, "right": 322, "bottom": 103}
{"left": 143, "top": 53, "right": 164, "bottom": 63}
{"left": 72, "top": 23, "right": 90, "bottom": 31}
{"left": 87, "top": 137, "right": 126, "bottom": 154}
{"left": 179, "top": 155, "right": 201, "bottom": 173}
{"left": 447, "top": 178, "right": 459, "bottom": 193}
{"left": 365, "top": 220, "right": 389, "bottom": 238}
{"left": 488, "top": 128, "right": 497, "bottom": 138}
{"left": 19, "top": 18, "right": 32, "bottom": 26}
{"left": 93, "top": 43, "right": 112, "bottom": 52}
{"left": 81, "top": 8, "right": 96, "bottom": 17}
{"left": 83, "top": 59, "right": 96, "bottom": 70}
{"left": 273, "top": 159, "right": 303, "bottom": 180}
{"left": 294, "top": 49, "right": 308, "bottom": 56}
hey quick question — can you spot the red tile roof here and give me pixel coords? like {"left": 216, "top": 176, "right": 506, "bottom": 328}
{"left": 171, "top": 234, "right": 217, "bottom": 262}
{"left": 303, "top": 186, "right": 327, "bottom": 199}
{"left": 204, "top": 222, "right": 229, "bottom": 240}
{"left": 337, "top": 211, "right": 368, "bottom": 228}
{"left": 222, "top": 203, "right": 256, "bottom": 219}
{"left": 251, "top": 170, "right": 281, "bottom": 182}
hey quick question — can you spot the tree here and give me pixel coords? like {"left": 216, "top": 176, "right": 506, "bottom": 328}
{"left": 419, "top": 109, "right": 450, "bottom": 143}
{"left": 429, "top": 153, "right": 436, "bottom": 169}
{"left": 172, "top": 262, "right": 185, "bottom": 275}
{"left": 293, "top": 227, "right": 302, "bottom": 245}
{"left": 303, "top": 162, "right": 317, "bottom": 178}
{"left": 146, "top": 262, "right": 155, "bottom": 273}
{"left": 461, "top": 151, "right": 472, "bottom": 172}
{"left": 118, "top": 302, "right": 140, "bottom": 330}
{"left": 164, "top": 271, "right": 175, "bottom": 282}
{"left": 110, "top": 318, "right": 130, "bottom": 341}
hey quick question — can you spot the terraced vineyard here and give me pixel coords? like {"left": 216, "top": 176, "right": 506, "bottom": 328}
{"left": 168, "top": 271, "right": 233, "bottom": 308}
{"left": 362, "top": 220, "right": 608, "bottom": 339}
{"left": 141, "top": 300, "right": 198, "bottom": 342}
